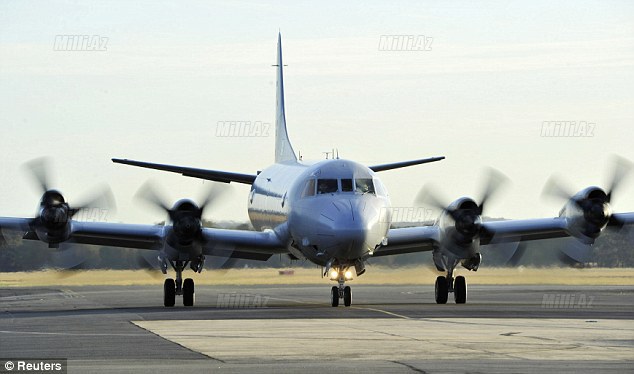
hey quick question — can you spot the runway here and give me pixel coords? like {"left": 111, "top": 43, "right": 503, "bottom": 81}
{"left": 1, "top": 284, "right": 632, "bottom": 373}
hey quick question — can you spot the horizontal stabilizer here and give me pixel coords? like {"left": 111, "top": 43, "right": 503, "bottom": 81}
{"left": 112, "top": 159, "right": 257, "bottom": 185}
{"left": 369, "top": 156, "right": 445, "bottom": 172}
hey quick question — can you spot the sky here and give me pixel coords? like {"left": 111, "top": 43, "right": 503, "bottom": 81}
{"left": 0, "top": 0, "right": 633, "bottom": 225}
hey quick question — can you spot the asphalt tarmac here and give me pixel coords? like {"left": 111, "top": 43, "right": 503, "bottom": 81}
{"left": 1, "top": 284, "right": 632, "bottom": 373}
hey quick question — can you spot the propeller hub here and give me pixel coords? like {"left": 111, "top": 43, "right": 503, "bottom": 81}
{"left": 40, "top": 205, "right": 69, "bottom": 228}
{"left": 173, "top": 214, "right": 201, "bottom": 239}
{"left": 455, "top": 211, "right": 482, "bottom": 237}
{"left": 584, "top": 199, "right": 611, "bottom": 226}
{"left": 41, "top": 190, "right": 65, "bottom": 206}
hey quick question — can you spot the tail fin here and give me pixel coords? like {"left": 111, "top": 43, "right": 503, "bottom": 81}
{"left": 274, "top": 33, "right": 298, "bottom": 163}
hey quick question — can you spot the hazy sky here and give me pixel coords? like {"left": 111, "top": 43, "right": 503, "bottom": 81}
{"left": 1, "top": 1, "right": 633, "bottom": 225}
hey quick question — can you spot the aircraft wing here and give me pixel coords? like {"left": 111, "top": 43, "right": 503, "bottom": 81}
{"left": 0, "top": 217, "right": 33, "bottom": 246}
{"left": 373, "top": 225, "right": 439, "bottom": 257}
{"left": 376, "top": 213, "right": 634, "bottom": 257}
{"left": 0, "top": 217, "right": 33, "bottom": 232}
{"left": 481, "top": 213, "right": 634, "bottom": 244}
{"left": 111, "top": 158, "right": 257, "bottom": 185}
{"left": 479, "top": 217, "right": 570, "bottom": 244}
{"left": 69, "top": 222, "right": 165, "bottom": 249}
{"left": 0, "top": 219, "right": 289, "bottom": 262}
{"left": 201, "top": 227, "right": 289, "bottom": 260}
{"left": 71, "top": 222, "right": 289, "bottom": 260}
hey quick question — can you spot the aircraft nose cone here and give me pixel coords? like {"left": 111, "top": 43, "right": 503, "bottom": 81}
{"left": 317, "top": 198, "right": 386, "bottom": 258}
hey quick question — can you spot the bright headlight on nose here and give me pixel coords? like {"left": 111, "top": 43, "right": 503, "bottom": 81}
{"left": 344, "top": 270, "right": 353, "bottom": 280}
{"left": 329, "top": 270, "right": 339, "bottom": 279}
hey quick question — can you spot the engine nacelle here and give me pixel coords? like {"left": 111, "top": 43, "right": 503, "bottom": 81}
{"left": 166, "top": 199, "right": 203, "bottom": 248}
{"left": 28, "top": 190, "right": 73, "bottom": 245}
{"left": 561, "top": 187, "right": 612, "bottom": 243}
{"left": 438, "top": 197, "right": 483, "bottom": 256}
{"left": 461, "top": 253, "right": 482, "bottom": 271}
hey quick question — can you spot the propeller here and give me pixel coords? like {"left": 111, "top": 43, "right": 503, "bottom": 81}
{"left": 415, "top": 168, "right": 509, "bottom": 232}
{"left": 134, "top": 181, "right": 237, "bottom": 271}
{"left": 476, "top": 167, "right": 509, "bottom": 215}
{"left": 558, "top": 237, "right": 594, "bottom": 265}
{"left": 23, "top": 157, "right": 117, "bottom": 220}
{"left": 542, "top": 176, "right": 576, "bottom": 203}
{"left": 24, "top": 157, "right": 51, "bottom": 193}
{"left": 541, "top": 155, "right": 633, "bottom": 265}
{"left": 135, "top": 251, "right": 164, "bottom": 279}
{"left": 20, "top": 157, "right": 116, "bottom": 270}
{"left": 51, "top": 248, "right": 92, "bottom": 279}
{"left": 416, "top": 168, "right": 526, "bottom": 266}
{"left": 542, "top": 155, "right": 632, "bottom": 206}
{"left": 606, "top": 155, "right": 632, "bottom": 203}
{"left": 135, "top": 181, "right": 226, "bottom": 224}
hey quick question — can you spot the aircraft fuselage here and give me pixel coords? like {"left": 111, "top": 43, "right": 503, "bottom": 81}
{"left": 248, "top": 159, "right": 392, "bottom": 267}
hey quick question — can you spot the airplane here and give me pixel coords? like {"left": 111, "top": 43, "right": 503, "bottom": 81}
{"left": 1, "top": 33, "right": 633, "bottom": 307}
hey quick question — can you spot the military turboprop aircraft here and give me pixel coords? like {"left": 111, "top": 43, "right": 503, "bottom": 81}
{"left": 1, "top": 33, "right": 633, "bottom": 307}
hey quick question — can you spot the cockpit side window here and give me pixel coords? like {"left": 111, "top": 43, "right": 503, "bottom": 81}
{"left": 374, "top": 178, "right": 387, "bottom": 197}
{"left": 355, "top": 178, "right": 375, "bottom": 194}
{"left": 317, "top": 179, "right": 338, "bottom": 194}
{"left": 341, "top": 179, "right": 353, "bottom": 192}
{"left": 300, "top": 179, "right": 316, "bottom": 198}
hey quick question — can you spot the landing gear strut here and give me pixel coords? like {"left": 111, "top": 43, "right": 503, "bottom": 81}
{"left": 328, "top": 267, "right": 352, "bottom": 307}
{"left": 434, "top": 269, "right": 467, "bottom": 304}
{"left": 163, "top": 260, "right": 195, "bottom": 307}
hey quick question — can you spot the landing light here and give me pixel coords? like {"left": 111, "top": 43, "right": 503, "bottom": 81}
{"left": 329, "top": 270, "right": 339, "bottom": 279}
{"left": 344, "top": 270, "right": 353, "bottom": 280}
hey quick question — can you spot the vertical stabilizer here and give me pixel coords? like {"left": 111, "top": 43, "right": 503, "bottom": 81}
{"left": 274, "top": 33, "right": 298, "bottom": 163}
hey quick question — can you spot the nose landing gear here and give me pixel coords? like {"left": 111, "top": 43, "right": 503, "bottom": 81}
{"left": 328, "top": 267, "right": 353, "bottom": 307}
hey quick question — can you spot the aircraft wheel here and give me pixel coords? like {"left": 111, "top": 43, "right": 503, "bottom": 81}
{"left": 454, "top": 276, "right": 467, "bottom": 304}
{"left": 434, "top": 276, "right": 448, "bottom": 304}
{"left": 343, "top": 286, "right": 352, "bottom": 307}
{"left": 183, "top": 278, "right": 195, "bottom": 307}
{"left": 331, "top": 286, "right": 339, "bottom": 307}
{"left": 164, "top": 278, "right": 176, "bottom": 307}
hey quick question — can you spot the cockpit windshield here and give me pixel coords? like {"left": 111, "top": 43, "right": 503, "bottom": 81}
{"left": 302, "top": 177, "right": 383, "bottom": 197}
{"left": 300, "top": 179, "right": 316, "bottom": 198}
{"left": 317, "top": 179, "right": 338, "bottom": 194}
{"left": 341, "top": 179, "right": 353, "bottom": 192}
{"left": 355, "top": 178, "right": 375, "bottom": 194}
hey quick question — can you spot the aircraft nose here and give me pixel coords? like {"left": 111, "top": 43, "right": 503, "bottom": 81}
{"left": 317, "top": 198, "right": 386, "bottom": 257}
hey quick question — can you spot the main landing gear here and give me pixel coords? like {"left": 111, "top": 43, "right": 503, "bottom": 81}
{"left": 163, "top": 260, "right": 196, "bottom": 307}
{"left": 434, "top": 269, "right": 467, "bottom": 304}
{"left": 329, "top": 267, "right": 353, "bottom": 307}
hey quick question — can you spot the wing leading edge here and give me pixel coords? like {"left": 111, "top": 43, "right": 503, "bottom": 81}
{"left": 377, "top": 213, "right": 634, "bottom": 258}
{"left": 0, "top": 218, "right": 289, "bottom": 262}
